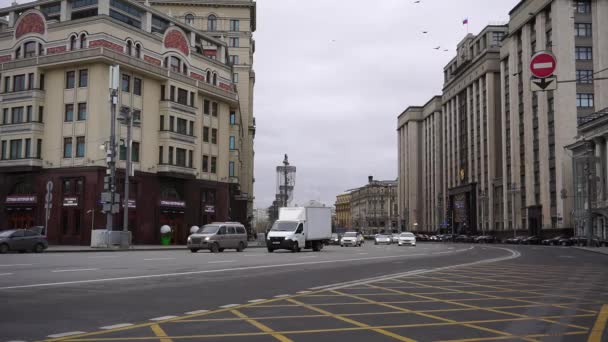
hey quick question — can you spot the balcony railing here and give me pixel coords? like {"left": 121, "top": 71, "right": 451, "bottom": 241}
{"left": 159, "top": 101, "right": 197, "bottom": 116}
{"left": 158, "top": 130, "right": 196, "bottom": 144}
{"left": 1, "top": 89, "right": 45, "bottom": 102}
{"left": 0, "top": 158, "right": 43, "bottom": 168}
{"left": 0, "top": 122, "right": 44, "bottom": 134}
{"left": 157, "top": 164, "right": 196, "bottom": 177}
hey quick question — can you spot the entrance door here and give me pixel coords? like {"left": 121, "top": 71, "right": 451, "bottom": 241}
{"left": 527, "top": 206, "right": 542, "bottom": 236}
{"left": 160, "top": 211, "right": 185, "bottom": 244}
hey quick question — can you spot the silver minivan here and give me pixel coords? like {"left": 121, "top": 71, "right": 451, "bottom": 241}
{"left": 187, "top": 222, "right": 248, "bottom": 253}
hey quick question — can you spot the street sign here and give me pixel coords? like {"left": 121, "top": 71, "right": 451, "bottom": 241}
{"left": 531, "top": 76, "right": 557, "bottom": 91}
{"left": 530, "top": 51, "right": 556, "bottom": 79}
{"left": 46, "top": 181, "right": 53, "bottom": 192}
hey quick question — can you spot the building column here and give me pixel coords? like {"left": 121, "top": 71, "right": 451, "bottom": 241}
{"left": 8, "top": 11, "right": 15, "bottom": 27}
{"left": 98, "top": 0, "right": 110, "bottom": 16}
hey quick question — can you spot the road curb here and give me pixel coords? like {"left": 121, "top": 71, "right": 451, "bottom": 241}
{"left": 572, "top": 246, "right": 608, "bottom": 256}
{"left": 45, "top": 245, "right": 264, "bottom": 253}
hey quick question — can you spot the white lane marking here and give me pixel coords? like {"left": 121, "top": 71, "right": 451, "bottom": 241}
{"left": 274, "top": 294, "right": 290, "bottom": 298}
{"left": 88, "top": 256, "right": 119, "bottom": 259}
{"left": 47, "top": 331, "right": 86, "bottom": 338}
{"left": 533, "top": 62, "right": 553, "bottom": 69}
{"left": 150, "top": 316, "right": 177, "bottom": 321}
{"left": 248, "top": 299, "right": 266, "bottom": 303}
{"left": 242, "top": 254, "right": 260, "bottom": 257}
{"left": 559, "top": 255, "right": 575, "bottom": 258}
{"left": 0, "top": 264, "right": 32, "bottom": 267}
{"left": 51, "top": 268, "right": 98, "bottom": 273}
{"left": 297, "top": 290, "right": 312, "bottom": 294}
{"left": 6, "top": 340, "right": 27, "bottom": 342}
{"left": 185, "top": 310, "right": 209, "bottom": 315}
{"left": 298, "top": 256, "right": 317, "bottom": 259}
{"left": 0, "top": 273, "right": 14, "bottom": 276}
{"left": 220, "top": 304, "right": 239, "bottom": 308}
{"left": 143, "top": 258, "right": 175, "bottom": 261}
{"left": 357, "top": 253, "right": 369, "bottom": 255}
{"left": 208, "top": 260, "right": 235, "bottom": 264}
{"left": 0, "top": 247, "right": 474, "bottom": 291}
{"left": 100, "top": 323, "right": 133, "bottom": 330}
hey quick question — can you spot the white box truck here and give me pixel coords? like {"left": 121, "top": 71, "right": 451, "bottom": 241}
{"left": 266, "top": 206, "right": 332, "bottom": 252}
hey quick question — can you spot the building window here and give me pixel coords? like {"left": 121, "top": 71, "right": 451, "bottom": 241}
{"left": 576, "top": 93, "right": 594, "bottom": 108}
{"left": 26, "top": 106, "right": 32, "bottom": 122}
{"left": 168, "top": 146, "right": 174, "bottom": 164}
{"left": 11, "top": 107, "right": 23, "bottom": 124}
{"left": 170, "top": 56, "right": 180, "bottom": 73}
{"left": 206, "top": 70, "right": 211, "bottom": 83}
{"left": 211, "top": 128, "right": 217, "bottom": 144}
{"left": 575, "top": 46, "right": 592, "bottom": 60}
{"left": 189, "top": 121, "right": 194, "bottom": 136}
{"left": 4, "top": 76, "right": 10, "bottom": 93}
{"left": 203, "top": 127, "right": 209, "bottom": 142}
{"left": 169, "top": 116, "right": 175, "bottom": 131}
{"left": 491, "top": 31, "right": 505, "bottom": 47}
{"left": 213, "top": 73, "right": 217, "bottom": 86}
{"left": 575, "top": 23, "right": 592, "bottom": 37}
{"left": 207, "top": 14, "right": 217, "bottom": 31}
{"left": 233, "top": 73, "right": 239, "bottom": 83}
{"left": 66, "top": 71, "right": 75, "bottom": 89}
{"left": 575, "top": 0, "right": 591, "bottom": 14}
{"left": 13, "top": 74, "right": 25, "bottom": 92}
{"left": 37, "top": 139, "right": 42, "bottom": 158}
{"left": 189, "top": 91, "right": 195, "bottom": 107}
{"left": 126, "top": 40, "right": 132, "bottom": 55}
{"left": 131, "top": 142, "right": 140, "bottom": 162}
{"left": 23, "top": 41, "right": 37, "bottom": 58}
{"left": 230, "top": 19, "right": 239, "bottom": 31}
{"left": 229, "top": 136, "right": 235, "bottom": 150}
{"left": 160, "top": 84, "right": 166, "bottom": 100}
{"left": 158, "top": 146, "right": 163, "bottom": 164}
{"left": 76, "top": 136, "right": 85, "bottom": 157}
{"left": 229, "top": 161, "right": 235, "bottom": 177}
{"left": 122, "top": 74, "right": 130, "bottom": 92}
{"left": 135, "top": 44, "right": 141, "bottom": 58}
{"left": 10, "top": 139, "right": 22, "bottom": 159}
{"left": 576, "top": 69, "right": 593, "bottom": 84}
{"left": 230, "top": 111, "right": 236, "bottom": 125}
{"left": 109, "top": 9, "right": 141, "bottom": 29}
{"left": 170, "top": 85, "right": 175, "bottom": 101}
{"left": 176, "top": 148, "right": 186, "bottom": 167}
{"left": 177, "top": 88, "right": 188, "bottom": 105}
{"left": 203, "top": 99, "right": 210, "bottom": 114}
{"left": 70, "top": 35, "right": 77, "bottom": 50}
{"left": 38, "top": 106, "right": 44, "bottom": 123}
{"left": 185, "top": 14, "right": 194, "bottom": 25}
{"left": 188, "top": 150, "right": 193, "bottom": 168}
{"left": 229, "top": 55, "right": 239, "bottom": 65}
{"left": 202, "top": 155, "right": 209, "bottom": 172}
{"left": 176, "top": 118, "right": 187, "bottom": 135}
{"left": 212, "top": 102, "right": 218, "bottom": 117}
{"left": 65, "top": 104, "right": 74, "bottom": 122}
{"left": 134, "top": 77, "right": 142, "bottom": 95}
{"left": 25, "top": 138, "right": 31, "bottom": 158}
{"left": 27, "top": 73, "right": 34, "bottom": 90}
{"left": 2, "top": 109, "right": 7, "bottom": 124}
{"left": 229, "top": 37, "right": 239, "bottom": 48}
{"left": 211, "top": 156, "right": 217, "bottom": 173}
{"left": 78, "top": 69, "right": 88, "bottom": 87}
{"left": 0, "top": 141, "right": 5, "bottom": 159}
{"left": 63, "top": 137, "right": 73, "bottom": 158}
{"left": 80, "top": 33, "right": 87, "bottom": 48}
{"left": 77, "top": 103, "right": 87, "bottom": 120}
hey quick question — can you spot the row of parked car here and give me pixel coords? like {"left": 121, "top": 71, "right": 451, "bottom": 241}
{"left": 428, "top": 233, "right": 608, "bottom": 247}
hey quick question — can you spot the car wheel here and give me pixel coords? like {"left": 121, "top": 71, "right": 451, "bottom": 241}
{"left": 340, "top": 244, "right": 344, "bottom": 247}
{"left": 374, "top": 242, "right": 378, "bottom": 245}
{"left": 218, "top": 248, "right": 225, "bottom": 253}
{"left": 291, "top": 242, "right": 299, "bottom": 253}
{"left": 210, "top": 243, "right": 220, "bottom": 253}
{"left": 236, "top": 242, "right": 245, "bottom": 252}
{"left": 0, "top": 244, "right": 8, "bottom": 254}
{"left": 190, "top": 248, "right": 199, "bottom": 253}
{"left": 267, "top": 247, "right": 274, "bottom": 253}
{"left": 34, "top": 243, "right": 45, "bottom": 253}
{"left": 561, "top": 241, "right": 567, "bottom": 246}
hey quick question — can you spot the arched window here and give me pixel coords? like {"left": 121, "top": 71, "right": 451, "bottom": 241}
{"left": 70, "top": 35, "right": 77, "bottom": 50}
{"left": 135, "top": 44, "right": 141, "bottom": 58}
{"left": 170, "top": 56, "right": 180, "bottom": 72}
{"left": 183, "top": 64, "right": 188, "bottom": 75}
{"left": 195, "top": 46, "right": 202, "bottom": 54}
{"left": 15, "top": 46, "right": 21, "bottom": 59}
{"left": 80, "top": 34, "right": 87, "bottom": 49}
{"left": 207, "top": 15, "right": 217, "bottom": 31}
{"left": 23, "top": 41, "right": 36, "bottom": 58}
{"left": 206, "top": 70, "right": 211, "bottom": 83}
{"left": 185, "top": 14, "right": 194, "bottom": 26}
{"left": 38, "top": 43, "right": 44, "bottom": 56}
{"left": 212, "top": 72, "right": 217, "bottom": 86}
{"left": 126, "top": 40, "right": 132, "bottom": 56}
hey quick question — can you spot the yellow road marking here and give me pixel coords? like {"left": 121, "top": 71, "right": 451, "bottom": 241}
{"left": 438, "top": 330, "right": 589, "bottom": 342}
{"left": 149, "top": 324, "right": 172, "bottom": 342}
{"left": 230, "top": 309, "right": 293, "bottom": 342}
{"left": 287, "top": 298, "right": 416, "bottom": 342}
{"left": 588, "top": 304, "right": 608, "bottom": 342}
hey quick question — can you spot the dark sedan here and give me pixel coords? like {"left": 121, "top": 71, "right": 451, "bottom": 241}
{"left": 542, "top": 235, "right": 570, "bottom": 246}
{"left": 523, "top": 236, "right": 542, "bottom": 245}
{"left": 0, "top": 229, "right": 48, "bottom": 253}
{"left": 455, "top": 235, "right": 475, "bottom": 243}
{"left": 475, "top": 235, "right": 496, "bottom": 243}
{"left": 505, "top": 235, "right": 527, "bottom": 244}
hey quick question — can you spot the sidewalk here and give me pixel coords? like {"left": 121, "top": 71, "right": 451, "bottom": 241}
{"left": 573, "top": 246, "right": 608, "bottom": 256}
{"left": 47, "top": 241, "right": 263, "bottom": 253}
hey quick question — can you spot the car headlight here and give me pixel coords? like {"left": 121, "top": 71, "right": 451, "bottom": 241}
{"left": 187, "top": 237, "right": 192, "bottom": 242}
{"left": 204, "top": 237, "right": 210, "bottom": 241}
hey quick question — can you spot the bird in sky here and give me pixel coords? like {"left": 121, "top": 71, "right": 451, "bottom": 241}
{"left": 434, "top": 46, "right": 441, "bottom": 50}
{"left": 422, "top": 31, "right": 428, "bottom": 34}
{"left": 414, "top": 0, "right": 421, "bottom": 3}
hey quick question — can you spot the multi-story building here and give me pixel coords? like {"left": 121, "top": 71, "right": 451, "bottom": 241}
{"left": 144, "top": 0, "right": 256, "bottom": 228}
{"left": 349, "top": 176, "right": 398, "bottom": 235}
{"left": 0, "top": 0, "right": 250, "bottom": 244}
{"left": 398, "top": 25, "right": 506, "bottom": 235}
{"left": 334, "top": 192, "right": 351, "bottom": 229}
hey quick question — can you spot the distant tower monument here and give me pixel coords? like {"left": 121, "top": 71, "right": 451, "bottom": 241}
{"left": 276, "top": 154, "right": 296, "bottom": 207}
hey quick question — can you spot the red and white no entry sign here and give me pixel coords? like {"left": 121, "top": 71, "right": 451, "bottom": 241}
{"left": 530, "top": 51, "right": 556, "bottom": 78}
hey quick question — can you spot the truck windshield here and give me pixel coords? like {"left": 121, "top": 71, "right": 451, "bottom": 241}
{"left": 197, "top": 225, "right": 219, "bottom": 234}
{"left": 343, "top": 232, "right": 357, "bottom": 237}
{"left": 270, "top": 221, "right": 298, "bottom": 232}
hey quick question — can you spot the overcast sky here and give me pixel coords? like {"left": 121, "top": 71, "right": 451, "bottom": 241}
{"left": 253, "top": 0, "right": 518, "bottom": 209}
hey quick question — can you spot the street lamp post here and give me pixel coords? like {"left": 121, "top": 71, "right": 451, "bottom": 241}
{"left": 118, "top": 106, "right": 140, "bottom": 249}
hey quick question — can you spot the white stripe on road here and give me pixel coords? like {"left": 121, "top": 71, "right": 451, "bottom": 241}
{"left": 0, "top": 264, "right": 32, "bottom": 267}
{"left": 274, "top": 294, "right": 290, "bottom": 298}
{"left": 533, "top": 62, "right": 553, "bottom": 69}
{"left": 208, "top": 260, "right": 235, "bottom": 264}
{"left": 219, "top": 304, "right": 239, "bottom": 308}
{"left": 88, "top": 256, "right": 119, "bottom": 259}
{"left": 298, "top": 256, "right": 317, "bottom": 259}
{"left": 51, "top": 268, "right": 98, "bottom": 273}
{"left": 150, "top": 316, "right": 177, "bottom": 321}
{"left": 357, "top": 253, "right": 369, "bottom": 255}
{"left": 0, "top": 247, "right": 476, "bottom": 291}
{"left": 143, "top": 258, "right": 175, "bottom": 261}
{"left": 248, "top": 299, "right": 266, "bottom": 303}
{"left": 0, "top": 273, "right": 14, "bottom": 276}
{"left": 47, "top": 331, "right": 86, "bottom": 338}
{"left": 297, "top": 290, "right": 312, "bottom": 294}
{"left": 185, "top": 310, "right": 208, "bottom": 315}
{"left": 100, "top": 323, "right": 133, "bottom": 330}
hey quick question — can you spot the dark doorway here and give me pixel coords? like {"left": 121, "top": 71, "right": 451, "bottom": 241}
{"left": 527, "top": 205, "right": 542, "bottom": 236}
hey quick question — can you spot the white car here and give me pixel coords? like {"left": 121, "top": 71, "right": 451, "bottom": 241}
{"left": 340, "top": 231, "right": 363, "bottom": 247}
{"left": 375, "top": 234, "right": 392, "bottom": 245}
{"left": 398, "top": 232, "right": 416, "bottom": 246}
{"left": 391, "top": 234, "right": 400, "bottom": 243}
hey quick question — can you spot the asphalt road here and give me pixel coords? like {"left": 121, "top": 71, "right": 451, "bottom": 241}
{"left": 0, "top": 243, "right": 606, "bottom": 342}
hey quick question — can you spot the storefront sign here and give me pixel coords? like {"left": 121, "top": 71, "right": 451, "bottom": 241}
{"left": 63, "top": 197, "right": 79, "bottom": 207}
{"left": 160, "top": 200, "right": 185, "bottom": 208}
{"left": 123, "top": 199, "right": 136, "bottom": 209}
{"left": 204, "top": 205, "right": 215, "bottom": 213}
{"left": 5, "top": 195, "right": 37, "bottom": 204}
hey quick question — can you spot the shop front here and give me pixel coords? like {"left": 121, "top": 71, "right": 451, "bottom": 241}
{"left": 4, "top": 194, "right": 37, "bottom": 229}
{"left": 159, "top": 200, "right": 186, "bottom": 244}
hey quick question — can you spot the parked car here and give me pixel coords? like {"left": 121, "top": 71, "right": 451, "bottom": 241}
{"left": 523, "top": 236, "right": 542, "bottom": 245}
{"left": 505, "top": 236, "right": 527, "bottom": 244}
{"left": 340, "top": 231, "right": 363, "bottom": 247}
{"left": 440, "top": 234, "right": 455, "bottom": 242}
{"left": 0, "top": 229, "right": 48, "bottom": 253}
{"left": 541, "top": 235, "right": 569, "bottom": 246}
{"left": 570, "top": 236, "right": 602, "bottom": 247}
{"left": 474, "top": 235, "right": 496, "bottom": 243}
{"left": 188, "top": 222, "right": 248, "bottom": 253}
{"left": 429, "top": 235, "right": 439, "bottom": 241}
{"left": 398, "top": 232, "right": 416, "bottom": 246}
{"left": 329, "top": 233, "right": 341, "bottom": 245}
{"left": 415, "top": 234, "right": 429, "bottom": 242}
{"left": 375, "top": 234, "right": 392, "bottom": 245}
{"left": 391, "top": 234, "right": 400, "bottom": 243}
{"left": 455, "top": 235, "right": 474, "bottom": 243}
